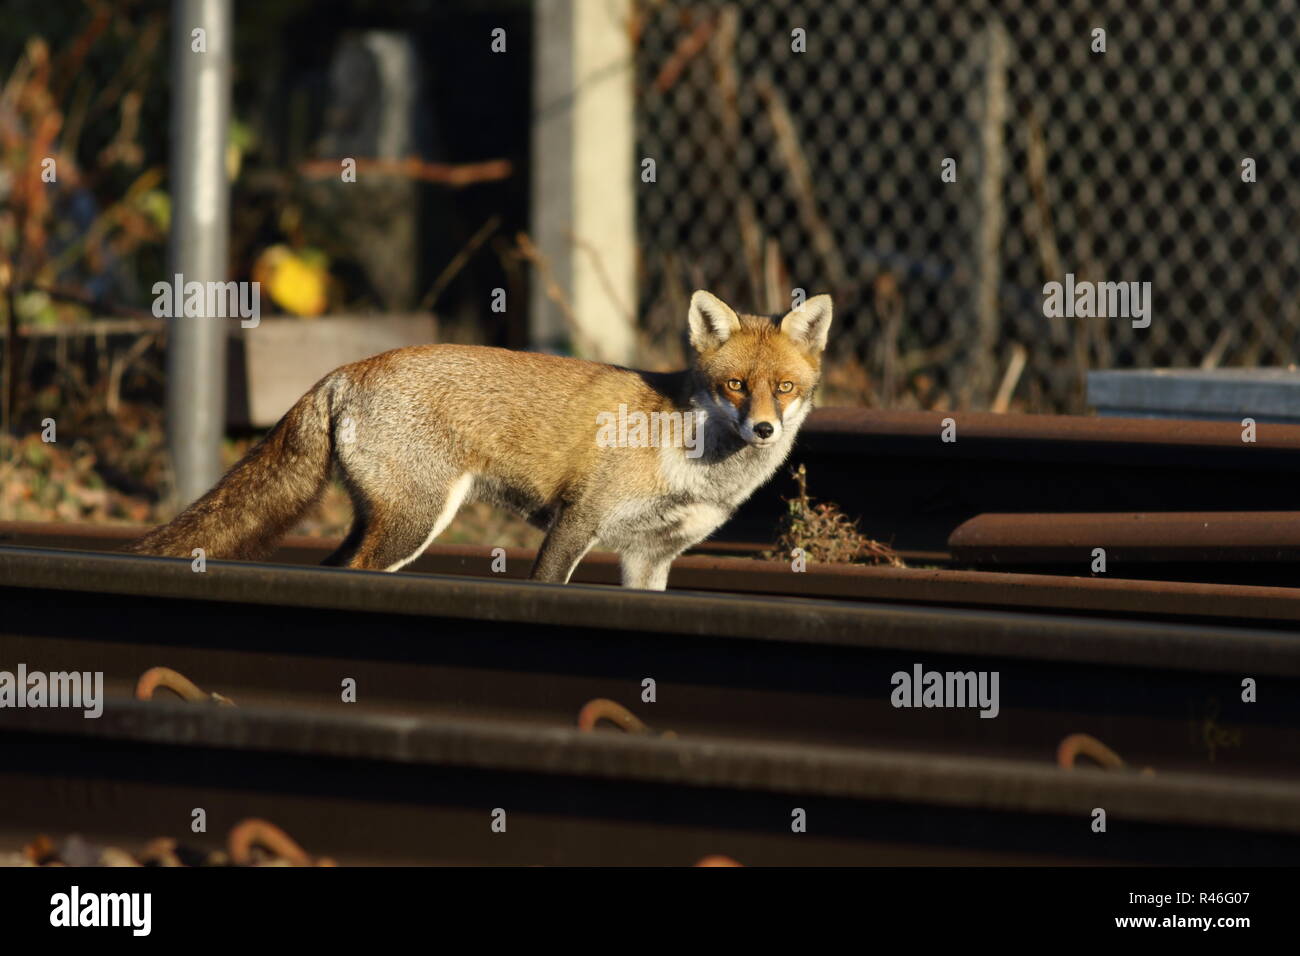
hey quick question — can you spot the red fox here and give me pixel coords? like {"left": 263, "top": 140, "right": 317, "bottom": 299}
{"left": 127, "top": 290, "right": 832, "bottom": 589}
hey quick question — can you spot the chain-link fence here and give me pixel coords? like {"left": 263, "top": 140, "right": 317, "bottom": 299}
{"left": 633, "top": 0, "right": 1300, "bottom": 412}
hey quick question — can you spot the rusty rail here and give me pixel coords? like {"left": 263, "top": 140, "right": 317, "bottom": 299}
{"left": 726, "top": 408, "right": 1300, "bottom": 555}
{"left": 3, "top": 701, "right": 1298, "bottom": 865}
{"left": 950, "top": 511, "right": 1300, "bottom": 564}
{"left": 8, "top": 521, "right": 1300, "bottom": 624}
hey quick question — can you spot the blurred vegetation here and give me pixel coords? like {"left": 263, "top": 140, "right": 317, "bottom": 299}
{"left": 1, "top": 2, "right": 171, "bottom": 324}
{"left": 1, "top": 1, "right": 874, "bottom": 544}
{"left": 1, "top": 0, "right": 532, "bottom": 535}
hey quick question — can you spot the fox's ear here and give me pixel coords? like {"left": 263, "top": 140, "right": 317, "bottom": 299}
{"left": 688, "top": 290, "right": 742, "bottom": 352}
{"left": 780, "top": 294, "right": 833, "bottom": 353}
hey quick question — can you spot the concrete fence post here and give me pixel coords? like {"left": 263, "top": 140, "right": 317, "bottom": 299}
{"left": 530, "top": 0, "right": 637, "bottom": 364}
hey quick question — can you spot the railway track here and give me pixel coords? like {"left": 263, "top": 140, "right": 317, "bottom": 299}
{"left": 3, "top": 546, "right": 1298, "bottom": 767}
{"left": 1, "top": 542, "right": 1298, "bottom": 865}
{"left": 5, "top": 407, "right": 1300, "bottom": 865}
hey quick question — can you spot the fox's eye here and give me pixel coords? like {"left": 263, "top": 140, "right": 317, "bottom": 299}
{"left": 777, "top": 381, "right": 795, "bottom": 393}
{"left": 726, "top": 379, "right": 744, "bottom": 392}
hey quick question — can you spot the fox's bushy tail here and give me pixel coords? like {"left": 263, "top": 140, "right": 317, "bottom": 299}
{"left": 126, "top": 383, "right": 334, "bottom": 560}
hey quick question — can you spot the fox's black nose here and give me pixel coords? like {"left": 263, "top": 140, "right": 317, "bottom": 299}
{"left": 753, "top": 422, "right": 774, "bottom": 439}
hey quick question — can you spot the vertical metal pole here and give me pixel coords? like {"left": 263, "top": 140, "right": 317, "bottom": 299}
{"left": 167, "top": 0, "right": 232, "bottom": 505}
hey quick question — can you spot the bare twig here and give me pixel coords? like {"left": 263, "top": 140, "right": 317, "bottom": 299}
{"left": 28, "top": 283, "right": 158, "bottom": 321}
{"left": 3, "top": 260, "right": 15, "bottom": 435}
{"left": 763, "top": 238, "right": 786, "bottom": 314}
{"left": 711, "top": 8, "right": 765, "bottom": 304}
{"left": 653, "top": 16, "right": 716, "bottom": 93}
{"left": 15, "top": 318, "right": 164, "bottom": 338}
{"left": 1200, "top": 325, "right": 1234, "bottom": 370}
{"left": 417, "top": 215, "right": 501, "bottom": 313}
{"left": 106, "top": 332, "right": 157, "bottom": 415}
{"left": 968, "top": 21, "right": 1009, "bottom": 408}
{"left": 874, "top": 272, "right": 903, "bottom": 406}
{"left": 901, "top": 340, "right": 961, "bottom": 374}
{"left": 513, "top": 232, "right": 600, "bottom": 357}
{"left": 663, "top": 251, "right": 689, "bottom": 326}
{"left": 568, "top": 230, "right": 637, "bottom": 329}
{"left": 297, "top": 156, "right": 512, "bottom": 187}
{"left": 754, "top": 75, "right": 848, "bottom": 289}
{"left": 991, "top": 342, "right": 1028, "bottom": 413}
{"left": 1026, "top": 106, "right": 1066, "bottom": 345}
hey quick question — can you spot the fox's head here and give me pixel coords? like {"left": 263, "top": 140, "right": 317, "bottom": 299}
{"left": 687, "top": 289, "right": 833, "bottom": 448}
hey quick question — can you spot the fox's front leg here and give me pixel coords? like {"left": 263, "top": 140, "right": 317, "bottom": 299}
{"left": 619, "top": 551, "right": 674, "bottom": 591}
{"left": 530, "top": 508, "right": 598, "bottom": 584}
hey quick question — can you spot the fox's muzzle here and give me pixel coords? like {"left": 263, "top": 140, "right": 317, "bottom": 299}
{"left": 739, "top": 415, "right": 782, "bottom": 446}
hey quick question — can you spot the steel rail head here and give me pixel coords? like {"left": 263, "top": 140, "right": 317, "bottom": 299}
{"left": 10, "top": 521, "right": 1300, "bottom": 625}
{"left": 2, "top": 545, "right": 1298, "bottom": 675}
{"left": 951, "top": 511, "right": 1300, "bottom": 562}
{"left": 805, "top": 407, "right": 1300, "bottom": 453}
{"left": 4, "top": 700, "right": 1300, "bottom": 836}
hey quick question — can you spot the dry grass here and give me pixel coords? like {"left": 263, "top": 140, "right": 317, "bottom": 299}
{"left": 0, "top": 384, "right": 164, "bottom": 524}
{"left": 761, "top": 463, "right": 904, "bottom": 567}
{"left": 0, "top": 430, "right": 152, "bottom": 523}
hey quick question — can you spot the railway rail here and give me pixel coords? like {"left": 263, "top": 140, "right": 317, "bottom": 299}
{"left": 8, "top": 521, "right": 1300, "bottom": 626}
{"left": 1, "top": 545, "right": 1297, "bottom": 782}
{"left": 728, "top": 408, "right": 1300, "bottom": 559}
{"left": 4, "top": 699, "right": 1298, "bottom": 865}
{"left": 949, "top": 511, "right": 1300, "bottom": 585}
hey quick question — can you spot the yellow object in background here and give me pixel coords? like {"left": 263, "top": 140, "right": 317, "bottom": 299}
{"left": 252, "top": 245, "right": 330, "bottom": 317}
